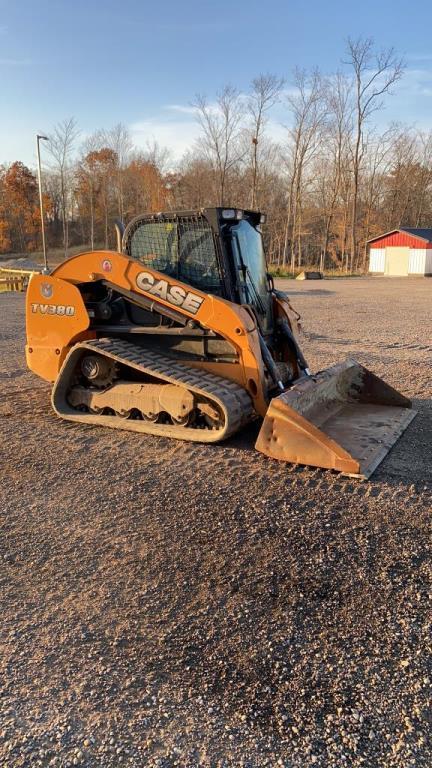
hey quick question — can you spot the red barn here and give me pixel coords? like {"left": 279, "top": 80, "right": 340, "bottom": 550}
{"left": 368, "top": 228, "right": 432, "bottom": 276}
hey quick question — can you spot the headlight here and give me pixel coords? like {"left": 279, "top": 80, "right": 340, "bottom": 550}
{"left": 221, "top": 209, "right": 244, "bottom": 220}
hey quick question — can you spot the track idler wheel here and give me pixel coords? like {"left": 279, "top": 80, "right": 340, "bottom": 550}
{"left": 80, "top": 355, "right": 118, "bottom": 388}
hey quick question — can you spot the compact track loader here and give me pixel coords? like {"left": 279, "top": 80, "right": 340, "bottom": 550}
{"left": 25, "top": 208, "right": 415, "bottom": 478}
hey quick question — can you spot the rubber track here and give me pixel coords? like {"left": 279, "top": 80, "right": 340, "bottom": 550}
{"left": 51, "top": 337, "right": 254, "bottom": 443}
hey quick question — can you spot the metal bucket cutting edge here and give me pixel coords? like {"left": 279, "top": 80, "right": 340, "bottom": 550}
{"left": 255, "top": 359, "right": 417, "bottom": 479}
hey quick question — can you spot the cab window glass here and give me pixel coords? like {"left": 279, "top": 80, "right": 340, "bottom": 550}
{"left": 129, "top": 219, "right": 224, "bottom": 295}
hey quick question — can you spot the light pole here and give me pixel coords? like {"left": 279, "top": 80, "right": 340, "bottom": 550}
{"left": 36, "top": 134, "right": 49, "bottom": 272}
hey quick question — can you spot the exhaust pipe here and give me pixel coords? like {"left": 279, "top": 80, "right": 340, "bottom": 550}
{"left": 114, "top": 220, "right": 125, "bottom": 253}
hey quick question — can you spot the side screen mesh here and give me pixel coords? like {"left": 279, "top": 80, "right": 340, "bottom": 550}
{"left": 125, "top": 215, "right": 224, "bottom": 295}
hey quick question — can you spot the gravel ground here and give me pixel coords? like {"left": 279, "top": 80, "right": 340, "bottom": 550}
{"left": 0, "top": 277, "right": 431, "bottom": 768}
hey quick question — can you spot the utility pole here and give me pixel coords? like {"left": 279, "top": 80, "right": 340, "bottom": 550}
{"left": 36, "top": 134, "right": 49, "bottom": 272}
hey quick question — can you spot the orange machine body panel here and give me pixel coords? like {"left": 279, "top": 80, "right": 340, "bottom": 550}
{"left": 25, "top": 273, "right": 95, "bottom": 381}
{"left": 25, "top": 249, "right": 280, "bottom": 415}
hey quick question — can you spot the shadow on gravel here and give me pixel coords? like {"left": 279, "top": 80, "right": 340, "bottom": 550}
{"left": 281, "top": 289, "right": 336, "bottom": 296}
{"left": 304, "top": 331, "right": 349, "bottom": 345}
{"left": 224, "top": 399, "right": 432, "bottom": 491}
{"left": 225, "top": 420, "right": 261, "bottom": 452}
{"left": 372, "top": 397, "right": 432, "bottom": 488}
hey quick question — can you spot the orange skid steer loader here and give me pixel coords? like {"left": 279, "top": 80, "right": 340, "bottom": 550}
{"left": 25, "top": 208, "right": 415, "bottom": 478}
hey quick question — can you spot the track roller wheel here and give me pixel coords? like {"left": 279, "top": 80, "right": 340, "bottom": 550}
{"left": 141, "top": 412, "right": 159, "bottom": 423}
{"left": 170, "top": 413, "right": 192, "bottom": 427}
{"left": 115, "top": 409, "right": 132, "bottom": 419}
{"left": 89, "top": 405, "right": 103, "bottom": 415}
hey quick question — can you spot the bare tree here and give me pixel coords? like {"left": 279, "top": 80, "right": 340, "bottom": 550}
{"left": 103, "top": 123, "right": 132, "bottom": 221}
{"left": 142, "top": 140, "right": 172, "bottom": 176}
{"left": 78, "top": 131, "right": 104, "bottom": 250}
{"left": 319, "top": 72, "right": 353, "bottom": 270}
{"left": 361, "top": 126, "right": 396, "bottom": 268}
{"left": 414, "top": 130, "right": 432, "bottom": 226}
{"left": 346, "top": 38, "right": 404, "bottom": 270}
{"left": 46, "top": 118, "right": 79, "bottom": 257}
{"left": 380, "top": 128, "right": 413, "bottom": 229}
{"left": 282, "top": 69, "right": 327, "bottom": 270}
{"left": 248, "top": 73, "right": 284, "bottom": 208}
{"left": 193, "top": 85, "right": 245, "bottom": 204}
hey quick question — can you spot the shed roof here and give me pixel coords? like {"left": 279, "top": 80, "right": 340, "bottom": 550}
{"left": 400, "top": 227, "right": 432, "bottom": 241}
{"left": 368, "top": 227, "right": 432, "bottom": 245}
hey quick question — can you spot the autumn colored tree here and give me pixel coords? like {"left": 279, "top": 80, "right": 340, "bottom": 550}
{"left": 123, "top": 155, "right": 169, "bottom": 215}
{"left": 75, "top": 147, "right": 117, "bottom": 248}
{"left": 0, "top": 162, "right": 45, "bottom": 253}
{"left": 0, "top": 216, "right": 11, "bottom": 252}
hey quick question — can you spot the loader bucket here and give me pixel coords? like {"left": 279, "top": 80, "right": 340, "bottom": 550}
{"left": 255, "top": 359, "right": 416, "bottom": 479}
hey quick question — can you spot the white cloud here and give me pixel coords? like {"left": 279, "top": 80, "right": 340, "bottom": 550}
{"left": 380, "top": 67, "right": 432, "bottom": 127}
{"left": 263, "top": 118, "right": 287, "bottom": 145}
{"left": 129, "top": 117, "right": 201, "bottom": 160}
{"left": 122, "top": 64, "right": 432, "bottom": 172}
{"left": 164, "top": 104, "right": 197, "bottom": 115}
{"left": 129, "top": 105, "right": 290, "bottom": 164}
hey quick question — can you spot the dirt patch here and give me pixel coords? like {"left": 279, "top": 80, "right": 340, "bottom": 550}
{"left": 0, "top": 278, "right": 431, "bottom": 767}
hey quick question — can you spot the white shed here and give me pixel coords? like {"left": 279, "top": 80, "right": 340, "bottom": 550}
{"left": 368, "top": 228, "right": 432, "bottom": 276}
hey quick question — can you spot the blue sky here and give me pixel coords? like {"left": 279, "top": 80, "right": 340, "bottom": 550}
{"left": 1, "top": 0, "right": 432, "bottom": 166}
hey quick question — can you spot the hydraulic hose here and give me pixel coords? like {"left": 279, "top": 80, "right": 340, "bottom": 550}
{"left": 277, "top": 318, "right": 310, "bottom": 376}
{"left": 258, "top": 333, "right": 284, "bottom": 391}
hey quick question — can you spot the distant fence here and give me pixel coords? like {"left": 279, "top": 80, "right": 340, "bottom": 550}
{"left": 0, "top": 267, "right": 38, "bottom": 293}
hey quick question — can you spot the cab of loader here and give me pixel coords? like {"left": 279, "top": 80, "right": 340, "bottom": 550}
{"left": 122, "top": 208, "right": 273, "bottom": 333}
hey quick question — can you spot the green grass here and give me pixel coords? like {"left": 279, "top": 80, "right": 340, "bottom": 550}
{"left": 269, "top": 265, "right": 365, "bottom": 279}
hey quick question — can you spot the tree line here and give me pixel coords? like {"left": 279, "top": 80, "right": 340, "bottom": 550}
{"left": 1, "top": 38, "right": 431, "bottom": 272}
